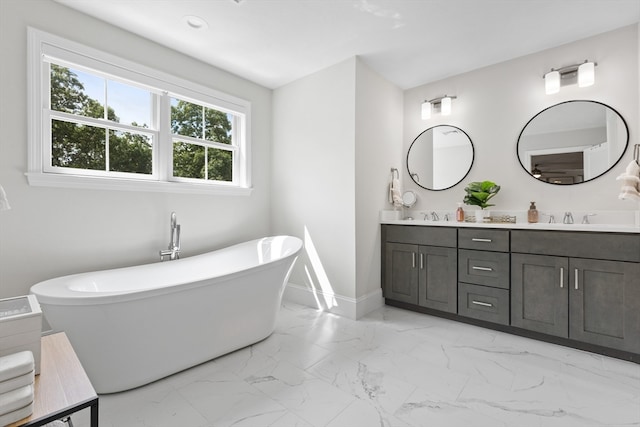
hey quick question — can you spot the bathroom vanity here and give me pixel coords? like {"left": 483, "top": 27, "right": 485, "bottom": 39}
{"left": 381, "top": 221, "right": 640, "bottom": 362}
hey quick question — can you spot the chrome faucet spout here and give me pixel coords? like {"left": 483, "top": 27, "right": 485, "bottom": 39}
{"left": 563, "top": 212, "right": 574, "bottom": 224}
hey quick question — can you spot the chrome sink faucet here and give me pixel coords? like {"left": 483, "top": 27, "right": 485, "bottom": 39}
{"left": 431, "top": 211, "right": 439, "bottom": 221}
{"left": 160, "top": 212, "right": 181, "bottom": 261}
{"left": 563, "top": 212, "right": 574, "bottom": 224}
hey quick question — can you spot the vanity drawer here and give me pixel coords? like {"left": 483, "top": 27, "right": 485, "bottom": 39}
{"left": 383, "top": 225, "right": 457, "bottom": 248}
{"left": 458, "top": 282, "right": 510, "bottom": 326}
{"left": 458, "top": 249, "right": 509, "bottom": 289}
{"left": 458, "top": 228, "right": 509, "bottom": 252}
{"left": 511, "top": 230, "right": 640, "bottom": 262}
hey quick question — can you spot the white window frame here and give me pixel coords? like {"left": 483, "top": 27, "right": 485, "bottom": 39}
{"left": 27, "top": 27, "right": 252, "bottom": 195}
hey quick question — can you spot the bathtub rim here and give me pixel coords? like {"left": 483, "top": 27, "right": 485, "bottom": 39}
{"left": 30, "top": 235, "right": 302, "bottom": 306}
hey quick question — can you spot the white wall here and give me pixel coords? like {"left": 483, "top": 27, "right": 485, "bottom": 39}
{"left": 272, "top": 58, "right": 357, "bottom": 313}
{"left": 355, "top": 58, "right": 403, "bottom": 317}
{"left": 0, "top": 0, "right": 273, "bottom": 299}
{"left": 272, "top": 58, "right": 402, "bottom": 319}
{"left": 403, "top": 24, "right": 638, "bottom": 214}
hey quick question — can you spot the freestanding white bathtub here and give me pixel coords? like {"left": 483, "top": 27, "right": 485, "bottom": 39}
{"left": 30, "top": 235, "right": 302, "bottom": 394}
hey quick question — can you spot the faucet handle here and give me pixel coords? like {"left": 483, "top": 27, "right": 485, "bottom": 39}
{"left": 582, "top": 213, "right": 597, "bottom": 224}
{"left": 540, "top": 212, "right": 556, "bottom": 224}
{"left": 541, "top": 213, "right": 555, "bottom": 223}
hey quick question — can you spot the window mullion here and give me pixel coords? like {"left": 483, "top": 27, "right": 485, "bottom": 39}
{"left": 158, "top": 92, "right": 171, "bottom": 181}
{"left": 105, "top": 128, "right": 110, "bottom": 172}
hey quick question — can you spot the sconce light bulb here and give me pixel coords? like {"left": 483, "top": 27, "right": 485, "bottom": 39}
{"left": 441, "top": 96, "right": 452, "bottom": 116}
{"left": 421, "top": 101, "right": 431, "bottom": 120}
{"left": 578, "top": 61, "right": 595, "bottom": 87}
{"left": 545, "top": 70, "right": 560, "bottom": 94}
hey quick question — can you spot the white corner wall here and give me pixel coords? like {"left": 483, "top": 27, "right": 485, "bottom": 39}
{"left": 403, "top": 24, "right": 638, "bottom": 213}
{"left": 273, "top": 57, "right": 402, "bottom": 319}
{"left": 354, "top": 59, "right": 403, "bottom": 318}
{"left": 272, "top": 58, "right": 358, "bottom": 317}
{"left": 0, "top": 0, "right": 273, "bottom": 299}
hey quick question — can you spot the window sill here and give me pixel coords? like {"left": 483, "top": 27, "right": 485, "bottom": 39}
{"left": 25, "top": 173, "right": 253, "bottom": 196}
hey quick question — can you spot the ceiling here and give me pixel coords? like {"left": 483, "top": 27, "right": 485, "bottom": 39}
{"left": 54, "top": 0, "right": 640, "bottom": 90}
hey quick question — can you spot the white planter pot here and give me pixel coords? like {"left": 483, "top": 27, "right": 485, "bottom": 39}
{"left": 475, "top": 210, "right": 490, "bottom": 222}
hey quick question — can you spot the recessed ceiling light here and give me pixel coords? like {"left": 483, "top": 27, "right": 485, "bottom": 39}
{"left": 182, "top": 15, "right": 209, "bottom": 30}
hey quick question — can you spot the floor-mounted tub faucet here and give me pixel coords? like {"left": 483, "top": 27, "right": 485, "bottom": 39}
{"left": 160, "top": 212, "right": 181, "bottom": 261}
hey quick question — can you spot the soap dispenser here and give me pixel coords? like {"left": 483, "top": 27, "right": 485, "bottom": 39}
{"left": 456, "top": 203, "right": 465, "bottom": 222}
{"left": 528, "top": 201, "right": 539, "bottom": 223}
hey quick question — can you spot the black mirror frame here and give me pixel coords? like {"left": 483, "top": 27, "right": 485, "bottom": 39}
{"left": 406, "top": 125, "right": 475, "bottom": 191}
{"left": 516, "top": 100, "right": 629, "bottom": 185}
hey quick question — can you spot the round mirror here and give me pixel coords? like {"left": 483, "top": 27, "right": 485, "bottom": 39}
{"left": 402, "top": 190, "right": 417, "bottom": 208}
{"left": 517, "top": 100, "right": 629, "bottom": 185}
{"left": 407, "top": 125, "right": 475, "bottom": 191}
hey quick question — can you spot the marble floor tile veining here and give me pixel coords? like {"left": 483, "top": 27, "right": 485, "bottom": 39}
{"left": 72, "top": 303, "right": 640, "bottom": 427}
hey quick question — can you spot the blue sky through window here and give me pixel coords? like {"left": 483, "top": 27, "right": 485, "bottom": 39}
{"left": 72, "top": 68, "right": 151, "bottom": 128}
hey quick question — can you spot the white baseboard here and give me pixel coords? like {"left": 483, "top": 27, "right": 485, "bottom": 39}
{"left": 283, "top": 282, "right": 384, "bottom": 320}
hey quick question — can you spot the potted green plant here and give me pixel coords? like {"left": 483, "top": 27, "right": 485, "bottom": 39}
{"left": 463, "top": 180, "right": 500, "bottom": 222}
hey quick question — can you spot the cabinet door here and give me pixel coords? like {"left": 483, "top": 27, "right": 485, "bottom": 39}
{"left": 385, "top": 243, "right": 419, "bottom": 304}
{"left": 511, "top": 253, "right": 568, "bottom": 337}
{"left": 570, "top": 259, "right": 640, "bottom": 353}
{"left": 418, "top": 246, "right": 457, "bottom": 313}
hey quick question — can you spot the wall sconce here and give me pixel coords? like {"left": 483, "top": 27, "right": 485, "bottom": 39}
{"left": 543, "top": 60, "right": 597, "bottom": 95}
{"left": 421, "top": 95, "right": 456, "bottom": 119}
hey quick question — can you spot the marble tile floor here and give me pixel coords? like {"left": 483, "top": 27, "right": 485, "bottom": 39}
{"left": 71, "top": 302, "right": 640, "bottom": 427}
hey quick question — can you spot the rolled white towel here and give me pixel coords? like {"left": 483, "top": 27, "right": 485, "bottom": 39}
{"left": 391, "top": 178, "right": 403, "bottom": 207}
{"left": 616, "top": 160, "right": 640, "bottom": 201}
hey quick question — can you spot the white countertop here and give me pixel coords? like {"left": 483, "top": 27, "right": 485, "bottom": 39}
{"left": 380, "top": 218, "right": 640, "bottom": 233}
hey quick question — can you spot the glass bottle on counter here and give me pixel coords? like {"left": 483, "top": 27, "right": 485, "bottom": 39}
{"left": 528, "top": 201, "right": 539, "bottom": 223}
{"left": 456, "top": 203, "right": 465, "bottom": 222}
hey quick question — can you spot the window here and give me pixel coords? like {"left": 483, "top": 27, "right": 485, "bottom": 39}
{"left": 27, "top": 28, "right": 251, "bottom": 195}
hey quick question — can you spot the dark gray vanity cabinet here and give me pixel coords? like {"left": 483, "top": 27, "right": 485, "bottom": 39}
{"left": 382, "top": 225, "right": 457, "bottom": 313}
{"left": 511, "top": 230, "right": 640, "bottom": 353}
{"left": 457, "top": 229, "right": 510, "bottom": 325}
{"left": 417, "top": 245, "right": 457, "bottom": 312}
{"left": 570, "top": 258, "right": 640, "bottom": 353}
{"left": 382, "top": 224, "right": 640, "bottom": 361}
{"left": 384, "top": 242, "right": 419, "bottom": 304}
{"left": 511, "top": 253, "right": 569, "bottom": 337}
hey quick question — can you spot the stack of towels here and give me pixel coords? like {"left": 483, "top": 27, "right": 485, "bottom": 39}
{"left": 0, "top": 351, "right": 34, "bottom": 426}
{"left": 617, "top": 160, "right": 640, "bottom": 201}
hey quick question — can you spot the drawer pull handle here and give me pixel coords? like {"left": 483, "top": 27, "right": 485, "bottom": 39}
{"left": 472, "top": 266, "right": 493, "bottom": 272}
{"left": 471, "top": 238, "right": 492, "bottom": 242}
{"left": 472, "top": 300, "right": 493, "bottom": 307}
{"left": 575, "top": 268, "right": 579, "bottom": 290}
{"left": 560, "top": 267, "right": 564, "bottom": 288}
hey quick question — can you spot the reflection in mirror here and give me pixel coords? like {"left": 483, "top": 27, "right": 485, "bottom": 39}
{"left": 517, "top": 100, "right": 628, "bottom": 185}
{"left": 407, "top": 125, "right": 474, "bottom": 191}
